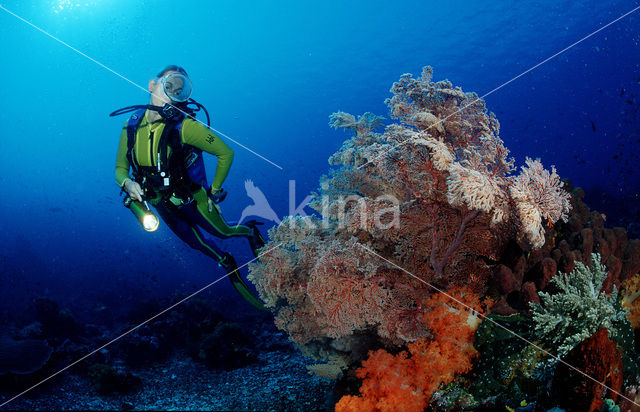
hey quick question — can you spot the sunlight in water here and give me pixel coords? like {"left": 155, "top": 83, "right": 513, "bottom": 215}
{"left": 52, "top": 0, "right": 94, "bottom": 13}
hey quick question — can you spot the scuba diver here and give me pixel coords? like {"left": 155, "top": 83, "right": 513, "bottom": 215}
{"left": 111, "top": 65, "right": 267, "bottom": 311}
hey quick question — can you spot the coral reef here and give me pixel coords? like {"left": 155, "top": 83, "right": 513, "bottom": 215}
{"left": 428, "top": 381, "right": 477, "bottom": 412}
{"left": 381, "top": 67, "right": 570, "bottom": 249}
{"left": 334, "top": 286, "right": 487, "bottom": 412}
{"left": 489, "top": 183, "right": 640, "bottom": 317}
{"left": 620, "top": 380, "right": 640, "bottom": 412}
{"left": 547, "top": 329, "right": 623, "bottom": 412}
{"left": 530, "top": 253, "right": 627, "bottom": 358}
{"left": 470, "top": 313, "right": 544, "bottom": 404}
{"left": 622, "top": 273, "right": 640, "bottom": 329}
{"left": 249, "top": 222, "right": 429, "bottom": 347}
{"left": 249, "top": 67, "right": 570, "bottom": 366}
{"left": 247, "top": 66, "right": 640, "bottom": 409}
{"left": 600, "top": 399, "right": 622, "bottom": 412}
{"left": 528, "top": 252, "right": 638, "bottom": 389}
{"left": 329, "top": 112, "right": 385, "bottom": 137}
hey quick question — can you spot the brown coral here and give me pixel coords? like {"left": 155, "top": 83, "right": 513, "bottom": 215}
{"left": 548, "top": 328, "right": 623, "bottom": 412}
{"left": 489, "top": 181, "right": 640, "bottom": 315}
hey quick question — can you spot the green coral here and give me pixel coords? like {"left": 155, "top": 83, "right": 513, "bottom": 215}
{"left": 428, "top": 379, "right": 478, "bottom": 411}
{"left": 471, "top": 313, "right": 547, "bottom": 402}
{"left": 530, "top": 253, "right": 628, "bottom": 359}
{"left": 609, "top": 296, "right": 639, "bottom": 386}
{"left": 600, "top": 398, "right": 620, "bottom": 412}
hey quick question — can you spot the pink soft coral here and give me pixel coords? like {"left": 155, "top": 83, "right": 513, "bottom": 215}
{"left": 250, "top": 220, "right": 432, "bottom": 345}
{"left": 249, "top": 66, "right": 570, "bottom": 371}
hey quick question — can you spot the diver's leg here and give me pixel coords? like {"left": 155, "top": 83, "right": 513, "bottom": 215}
{"left": 155, "top": 202, "right": 265, "bottom": 310}
{"left": 154, "top": 202, "right": 227, "bottom": 264}
{"left": 185, "top": 189, "right": 267, "bottom": 257}
{"left": 219, "top": 253, "right": 266, "bottom": 311}
{"left": 186, "top": 189, "right": 252, "bottom": 238}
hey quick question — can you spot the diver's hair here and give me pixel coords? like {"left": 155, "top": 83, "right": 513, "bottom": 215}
{"left": 157, "top": 65, "right": 188, "bottom": 78}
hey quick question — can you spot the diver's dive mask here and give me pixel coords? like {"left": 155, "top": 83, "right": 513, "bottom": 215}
{"left": 159, "top": 72, "right": 192, "bottom": 103}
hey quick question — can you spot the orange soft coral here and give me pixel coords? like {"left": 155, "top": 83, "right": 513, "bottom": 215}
{"left": 335, "top": 286, "right": 488, "bottom": 412}
{"left": 621, "top": 273, "right": 640, "bottom": 329}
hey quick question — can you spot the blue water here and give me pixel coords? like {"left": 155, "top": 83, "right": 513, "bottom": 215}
{"left": 0, "top": 0, "right": 638, "bottom": 354}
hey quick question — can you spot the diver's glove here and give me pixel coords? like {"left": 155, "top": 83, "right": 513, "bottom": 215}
{"left": 207, "top": 187, "right": 227, "bottom": 212}
{"left": 123, "top": 178, "right": 144, "bottom": 202}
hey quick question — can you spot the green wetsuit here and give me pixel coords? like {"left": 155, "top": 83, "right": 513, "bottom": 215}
{"left": 114, "top": 110, "right": 252, "bottom": 253}
{"left": 115, "top": 110, "right": 232, "bottom": 193}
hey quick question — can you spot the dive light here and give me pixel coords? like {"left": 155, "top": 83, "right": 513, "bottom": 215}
{"left": 123, "top": 196, "right": 159, "bottom": 232}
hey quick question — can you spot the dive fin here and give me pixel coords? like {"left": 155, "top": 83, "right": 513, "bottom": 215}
{"left": 221, "top": 253, "right": 267, "bottom": 311}
{"left": 245, "top": 220, "right": 266, "bottom": 258}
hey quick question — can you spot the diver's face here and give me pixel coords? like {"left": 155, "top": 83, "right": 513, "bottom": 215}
{"left": 148, "top": 71, "right": 181, "bottom": 105}
{"left": 164, "top": 75, "right": 185, "bottom": 99}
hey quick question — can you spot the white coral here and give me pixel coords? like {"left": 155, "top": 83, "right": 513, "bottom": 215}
{"left": 439, "top": 87, "right": 466, "bottom": 99}
{"left": 412, "top": 111, "right": 445, "bottom": 133}
{"left": 510, "top": 183, "right": 545, "bottom": 248}
{"left": 446, "top": 162, "right": 504, "bottom": 217}
{"left": 512, "top": 158, "right": 571, "bottom": 224}
{"left": 509, "top": 157, "right": 572, "bottom": 248}
{"left": 422, "top": 137, "right": 454, "bottom": 171}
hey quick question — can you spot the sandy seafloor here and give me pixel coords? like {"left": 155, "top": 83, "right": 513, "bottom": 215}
{"left": 1, "top": 337, "right": 335, "bottom": 411}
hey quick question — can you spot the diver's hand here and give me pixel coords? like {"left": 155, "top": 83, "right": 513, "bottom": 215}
{"left": 207, "top": 187, "right": 227, "bottom": 212}
{"left": 124, "top": 179, "right": 144, "bottom": 202}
